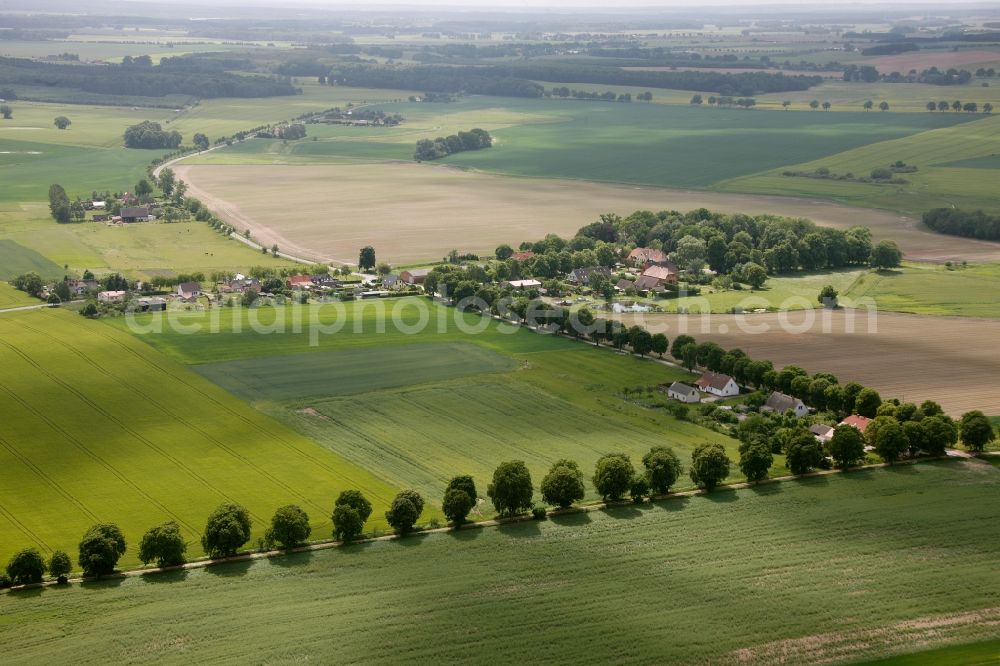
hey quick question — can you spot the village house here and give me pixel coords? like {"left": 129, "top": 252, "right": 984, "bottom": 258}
{"left": 177, "top": 282, "right": 201, "bottom": 301}
{"left": 568, "top": 266, "right": 612, "bottom": 286}
{"left": 97, "top": 290, "right": 127, "bottom": 303}
{"left": 400, "top": 269, "right": 430, "bottom": 285}
{"left": 695, "top": 371, "right": 740, "bottom": 397}
{"left": 311, "top": 274, "right": 341, "bottom": 289}
{"left": 120, "top": 206, "right": 150, "bottom": 223}
{"left": 665, "top": 381, "right": 701, "bottom": 403}
{"left": 382, "top": 274, "right": 403, "bottom": 289}
{"left": 810, "top": 423, "right": 835, "bottom": 444}
{"left": 839, "top": 414, "right": 872, "bottom": 434}
{"left": 627, "top": 247, "right": 668, "bottom": 267}
{"left": 66, "top": 279, "right": 99, "bottom": 296}
{"left": 762, "top": 391, "right": 809, "bottom": 418}
{"left": 633, "top": 263, "right": 679, "bottom": 292}
{"left": 615, "top": 278, "right": 635, "bottom": 292}
{"left": 286, "top": 275, "right": 314, "bottom": 290}
{"left": 220, "top": 276, "right": 261, "bottom": 294}
{"left": 136, "top": 297, "right": 167, "bottom": 312}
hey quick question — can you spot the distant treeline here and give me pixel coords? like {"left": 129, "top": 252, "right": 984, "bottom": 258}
{"left": 923, "top": 208, "right": 1000, "bottom": 241}
{"left": 328, "top": 64, "right": 544, "bottom": 98}
{"left": 326, "top": 63, "right": 820, "bottom": 98}
{"left": 860, "top": 43, "right": 919, "bottom": 56}
{"left": 0, "top": 56, "right": 297, "bottom": 100}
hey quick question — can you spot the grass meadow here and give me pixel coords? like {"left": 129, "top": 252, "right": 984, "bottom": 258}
{"left": 722, "top": 114, "right": 1000, "bottom": 214}
{"left": 844, "top": 262, "right": 1000, "bottom": 318}
{"left": 1, "top": 462, "right": 998, "bottom": 665}
{"left": 115, "top": 298, "right": 746, "bottom": 505}
{"left": 0, "top": 308, "right": 400, "bottom": 567}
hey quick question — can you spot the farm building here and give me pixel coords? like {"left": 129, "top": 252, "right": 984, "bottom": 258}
{"left": 695, "top": 371, "right": 740, "bottom": 397}
{"left": 400, "top": 269, "right": 430, "bottom": 285}
{"left": 506, "top": 279, "right": 543, "bottom": 290}
{"left": 136, "top": 297, "right": 167, "bottom": 312}
{"left": 97, "top": 290, "right": 127, "bottom": 303}
{"left": 120, "top": 206, "right": 150, "bottom": 223}
{"left": 568, "top": 266, "right": 612, "bottom": 286}
{"left": 627, "top": 247, "right": 668, "bottom": 266}
{"left": 839, "top": 414, "right": 872, "bottom": 434}
{"left": 177, "top": 282, "right": 201, "bottom": 301}
{"left": 810, "top": 423, "right": 834, "bottom": 444}
{"left": 762, "top": 391, "right": 809, "bottom": 418}
{"left": 665, "top": 381, "right": 700, "bottom": 403}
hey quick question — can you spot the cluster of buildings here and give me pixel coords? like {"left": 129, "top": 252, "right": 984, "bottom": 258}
{"left": 663, "top": 369, "right": 875, "bottom": 445}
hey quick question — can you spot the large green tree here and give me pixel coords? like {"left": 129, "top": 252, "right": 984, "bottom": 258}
{"left": 48, "top": 550, "right": 72, "bottom": 582}
{"left": 959, "top": 411, "right": 996, "bottom": 452}
{"left": 6, "top": 548, "right": 47, "bottom": 585}
{"left": 138, "top": 521, "right": 187, "bottom": 567}
{"left": 689, "top": 443, "right": 731, "bottom": 491}
{"left": 592, "top": 453, "right": 635, "bottom": 501}
{"left": 385, "top": 490, "right": 423, "bottom": 534}
{"left": 201, "top": 503, "right": 252, "bottom": 558}
{"left": 332, "top": 490, "right": 373, "bottom": 541}
{"left": 487, "top": 460, "right": 533, "bottom": 517}
{"left": 358, "top": 246, "right": 376, "bottom": 271}
{"left": 540, "top": 459, "right": 586, "bottom": 509}
{"left": 266, "top": 505, "right": 312, "bottom": 549}
{"left": 48, "top": 183, "right": 71, "bottom": 223}
{"left": 642, "top": 446, "right": 682, "bottom": 494}
{"left": 739, "top": 441, "right": 773, "bottom": 483}
{"left": 873, "top": 420, "right": 908, "bottom": 463}
{"left": 828, "top": 424, "right": 866, "bottom": 468}
{"left": 78, "top": 523, "right": 127, "bottom": 577}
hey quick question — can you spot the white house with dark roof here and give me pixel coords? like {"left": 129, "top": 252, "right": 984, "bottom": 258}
{"left": 695, "top": 371, "right": 740, "bottom": 397}
{"left": 666, "top": 381, "right": 701, "bottom": 403}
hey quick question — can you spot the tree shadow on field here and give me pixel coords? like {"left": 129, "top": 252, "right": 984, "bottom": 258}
{"left": 497, "top": 520, "right": 541, "bottom": 538}
{"left": 839, "top": 467, "right": 877, "bottom": 483}
{"left": 394, "top": 532, "right": 430, "bottom": 548}
{"left": 448, "top": 526, "right": 484, "bottom": 542}
{"left": 204, "top": 558, "right": 254, "bottom": 578}
{"left": 334, "top": 540, "right": 375, "bottom": 556}
{"left": 788, "top": 473, "right": 830, "bottom": 489}
{"left": 601, "top": 503, "right": 645, "bottom": 520}
{"left": 80, "top": 575, "right": 127, "bottom": 590}
{"left": 550, "top": 511, "right": 592, "bottom": 527}
{"left": 270, "top": 550, "right": 314, "bottom": 569}
{"left": 749, "top": 482, "right": 784, "bottom": 498}
{"left": 140, "top": 569, "right": 189, "bottom": 585}
{"left": 652, "top": 495, "right": 691, "bottom": 513}
{"left": 702, "top": 488, "right": 738, "bottom": 503}
{"left": 6, "top": 585, "right": 48, "bottom": 599}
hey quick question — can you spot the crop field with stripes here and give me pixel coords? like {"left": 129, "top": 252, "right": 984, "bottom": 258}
{"left": 2, "top": 462, "right": 998, "bottom": 665}
{"left": 0, "top": 308, "right": 399, "bottom": 567}
{"left": 116, "top": 299, "right": 744, "bottom": 507}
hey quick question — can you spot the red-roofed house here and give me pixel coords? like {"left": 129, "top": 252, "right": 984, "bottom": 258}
{"left": 287, "top": 275, "right": 314, "bottom": 289}
{"left": 695, "top": 371, "right": 740, "bottom": 397}
{"left": 511, "top": 251, "right": 535, "bottom": 261}
{"left": 839, "top": 415, "right": 872, "bottom": 434}
{"left": 627, "top": 247, "right": 667, "bottom": 266}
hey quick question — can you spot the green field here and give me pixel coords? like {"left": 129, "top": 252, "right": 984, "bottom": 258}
{"left": 0, "top": 239, "right": 65, "bottom": 281}
{"left": 193, "top": 342, "right": 516, "bottom": 401}
{"left": 115, "top": 299, "right": 744, "bottom": 505}
{"left": 722, "top": 114, "right": 1000, "bottom": 214}
{"left": 0, "top": 283, "right": 36, "bottom": 309}
{"left": 860, "top": 638, "right": 1000, "bottom": 666}
{"left": 844, "top": 262, "right": 1000, "bottom": 318}
{"left": 0, "top": 308, "right": 400, "bottom": 567}
{"left": 2, "top": 462, "right": 998, "bottom": 665}
{"left": 187, "top": 96, "right": 979, "bottom": 190}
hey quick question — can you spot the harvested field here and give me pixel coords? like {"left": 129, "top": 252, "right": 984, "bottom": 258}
{"left": 609, "top": 309, "right": 1000, "bottom": 415}
{"left": 174, "top": 162, "right": 1000, "bottom": 264}
{"left": 863, "top": 49, "right": 1000, "bottom": 73}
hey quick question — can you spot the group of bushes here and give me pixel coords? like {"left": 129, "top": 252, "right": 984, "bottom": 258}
{"left": 923, "top": 208, "right": 1000, "bottom": 241}
{"left": 414, "top": 128, "right": 492, "bottom": 161}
